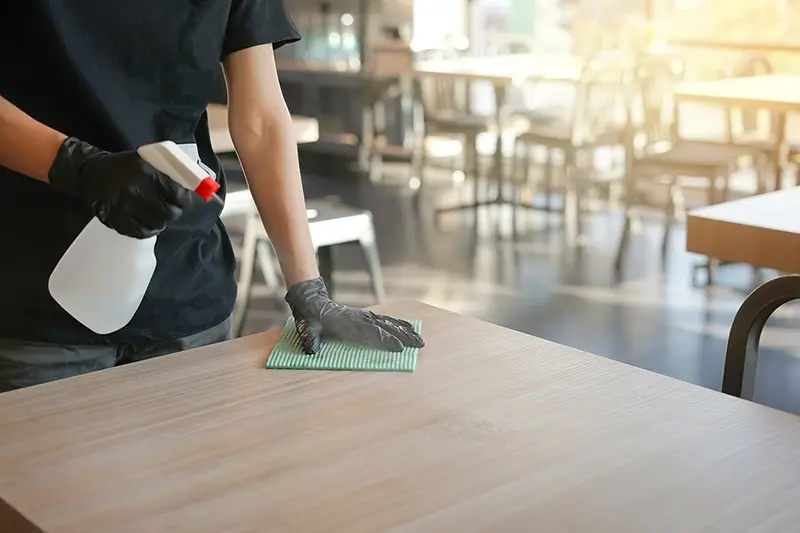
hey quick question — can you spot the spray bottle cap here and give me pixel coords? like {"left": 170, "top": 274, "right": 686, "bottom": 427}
{"left": 137, "top": 141, "right": 221, "bottom": 202}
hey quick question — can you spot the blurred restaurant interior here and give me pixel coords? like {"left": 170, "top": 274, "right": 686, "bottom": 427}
{"left": 213, "top": 0, "right": 800, "bottom": 414}
{"left": 6, "top": 3, "right": 800, "bottom": 531}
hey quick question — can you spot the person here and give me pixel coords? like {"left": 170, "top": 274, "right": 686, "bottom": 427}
{"left": 0, "top": 1, "right": 424, "bottom": 392}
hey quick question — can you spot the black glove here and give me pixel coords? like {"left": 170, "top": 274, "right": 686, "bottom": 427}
{"left": 49, "top": 137, "right": 193, "bottom": 239}
{"left": 285, "top": 277, "right": 425, "bottom": 354}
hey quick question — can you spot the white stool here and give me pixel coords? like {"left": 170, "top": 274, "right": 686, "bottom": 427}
{"left": 220, "top": 190, "right": 281, "bottom": 294}
{"left": 221, "top": 191, "right": 387, "bottom": 336}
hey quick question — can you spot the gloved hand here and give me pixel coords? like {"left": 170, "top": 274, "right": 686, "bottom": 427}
{"left": 285, "top": 277, "right": 425, "bottom": 354}
{"left": 48, "top": 137, "right": 193, "bottom": 238}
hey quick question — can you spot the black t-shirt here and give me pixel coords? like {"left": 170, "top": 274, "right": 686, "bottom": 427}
{"left": 0, "top": 1, "right": 300, "bottom": 345}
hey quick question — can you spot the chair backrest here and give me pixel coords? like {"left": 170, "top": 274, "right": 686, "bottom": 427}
{"left": 569, "top": 52, "right": 635, "bottom": 144}
{"left": 723, "top": 54, "right": 775, "bottom": 139}
{"left": 414, "top": 74, "right": 471, "bottom": 122}
{"left": 413, "top": 48, "right": 472, "bottom": 124}
{"left": 629, "top": 54, "right": 685, "bottom": 149}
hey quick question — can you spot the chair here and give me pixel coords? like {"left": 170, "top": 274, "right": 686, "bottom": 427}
{"left": 614, "top": 56, "right": 755, "bottom": 271}
{"left": 721, "top": 54, "right": 778, "bottom": 192}
{"left": 512, "top": 54, "right": 632, "bottom": 236}
{"left": 722, "top": 54, "right": 774, "bottom": 141}
{"left": 358, "top": 76, "right": 407, "bottom": 182}
{"left": 411, "top": 70, "right": 495, "bottom": 208}
{"left": 224, "top": 192, "right": 387, "bottom": 336}
{"left": 722, "top": 275, "right": 800, "bottom": 401}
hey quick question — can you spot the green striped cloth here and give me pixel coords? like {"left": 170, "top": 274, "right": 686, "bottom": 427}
{"left": 266, "top": 317, "right": 421, "bottom": 372}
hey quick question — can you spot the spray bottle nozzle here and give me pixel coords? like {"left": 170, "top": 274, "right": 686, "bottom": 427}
{"left": 137, "top": 141, "right": 222, "bottom": 204}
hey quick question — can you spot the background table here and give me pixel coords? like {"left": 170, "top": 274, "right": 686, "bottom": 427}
{"left": 687, "top": 187, "right": 800, "bottom": 273}
{"left": 676, "top": 75, "right": 800, "bottom": 114}
{"left": 3, "top": 302, "right": 800, "bottom": 533}
{"left": 676, "top": 75, "right": 800, "bottom": 189}
{"left": 206, "top": 104, "right": 319, "bottom": 153}
{"left": 414, "top": 54, "right": 582, "bottom": 84}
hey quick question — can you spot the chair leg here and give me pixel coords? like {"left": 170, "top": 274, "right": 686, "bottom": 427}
{"left": 317, "top": 246, "right": 334, "bottom": 295}
{"left": 359, "top": 221, "right": 387, "bottom": 303}
{"left": 232, "top": 215, "right": 259, "bottom": 337}
{"left": 513, "top": 139, "right": 523, "bottom": 183}
{"left": 614, "top": 163, "right": 638, "bottom": 274}
{"left": 563, "top": 151, "right": 583, "bottom": 245}
{"left": 661, "top": 178, "right": 679, "bottom": 258}
{"left": 467, "top": 134, "right": 481, "bottom": 204}
{"left": 369, "top": 150, "right": 383, "bottom": 183}
{"left": 543, "top": 148, "right": 553, "bottom": 211}
{"left": 614, "top": 211, "right": 632, "bottom": 273}
{"left": 369, "top": 101, "right": 386, "bottom": 183}
{"left": 411, "top": 141, "right": 427, "bottom": 212}
{"left": 707, "top": 259, "right": 719, "bottom": 286}
{"left": 521, "top": 142, "right": 532, "bottom": 186}
{"left": 703, "top": 173, "right": 724, "bottom": 285}
{"left": 255, "top": 241, "right": 281, "bottom": 292}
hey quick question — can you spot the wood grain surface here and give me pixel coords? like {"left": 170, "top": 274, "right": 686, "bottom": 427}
{"left": 2, "top": 301, "right": 800, "bottom": 533}
{"left": 687, "top": 188, "right": 800, "bottom": 272}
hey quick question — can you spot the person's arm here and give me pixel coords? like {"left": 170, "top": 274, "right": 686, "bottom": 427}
{"left": 222, "top": 45, "right": 319, "bottom": 286}
{"left": 0, "top": 95, "right": 67, "bottom": 182}
{"left": 218, "top": 0, "right": 422, "bottom": 353}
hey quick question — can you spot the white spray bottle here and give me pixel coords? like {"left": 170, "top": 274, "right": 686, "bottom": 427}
{"left": 48, "top": 141, "right": 221, "bottom": 335}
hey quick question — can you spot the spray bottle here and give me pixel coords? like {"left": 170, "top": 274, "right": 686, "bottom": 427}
{"left": 48, "top": 141, "right": 221, "bottom": 335}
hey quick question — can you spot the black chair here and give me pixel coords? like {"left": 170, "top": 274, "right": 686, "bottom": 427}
{"left": 722, "top": 275, "right": 800, "bottom": 401}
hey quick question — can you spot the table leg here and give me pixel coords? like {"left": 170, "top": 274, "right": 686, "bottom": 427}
{"left": 435, "top": 82, "right": 541, "bottom": 217}
{"left": 774, "top": 111, "right": 788, "bottom": 190}
{"left": 358, "top": 103, "right": 374, "bottom": 175}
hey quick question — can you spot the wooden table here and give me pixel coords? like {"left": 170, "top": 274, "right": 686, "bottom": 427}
{"left": 414, "top": 54, "right": 582, "bottom": 84}
{"left": 3, "top": 301, "right": 800, "bottom": 533}
{"left": 676, "top": 75, "right": 800, "bottom": 189}
{"left": 676, "top": 74, "right": 800, "bottom": 114}
{"left": 206, "top": 104, "right": 319, "bottom": 154}
{"left": 687, "top": 187, "right": 800, "bottom": 273}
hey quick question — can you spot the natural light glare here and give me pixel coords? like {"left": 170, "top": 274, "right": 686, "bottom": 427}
{"left": 412, "top": 0, "right": 465, "bottom": 51}
{"left": 342, "top": 33, "right": 356, "bottom": 49}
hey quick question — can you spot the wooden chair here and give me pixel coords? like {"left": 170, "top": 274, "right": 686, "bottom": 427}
{"left": 613, "top": 56, "right": 755, "bottom": 272}
{"left": 411, "top": 69, "right": 495, "bottom": 209}
{"left": 512, "top": 54, "right": 632, "bottom": 237}
{"left": 721, "top": 54, "right": 778, "bottom": 192}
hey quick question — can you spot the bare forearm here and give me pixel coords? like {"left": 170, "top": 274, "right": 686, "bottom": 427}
{"left": 233, "top": 115, "right": 319, "bottom": 286}
{"left": 0, "top": 95, "right": 66, "bottom": 182}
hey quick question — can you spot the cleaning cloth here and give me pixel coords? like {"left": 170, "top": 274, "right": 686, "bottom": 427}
{"left": 266, "top": 317, "right": 422, "bottom": 372}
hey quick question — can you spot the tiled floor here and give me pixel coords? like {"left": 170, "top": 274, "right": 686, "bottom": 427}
{"left": 226, "top": 160, "right": 800, "bottom": 416}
